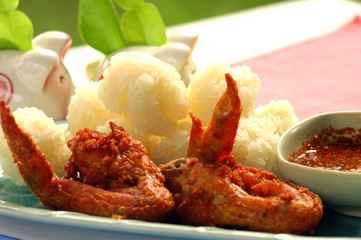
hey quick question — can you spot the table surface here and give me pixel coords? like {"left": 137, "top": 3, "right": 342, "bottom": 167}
{"left": 2, "top": 0, "right": 361, "bottom": 239}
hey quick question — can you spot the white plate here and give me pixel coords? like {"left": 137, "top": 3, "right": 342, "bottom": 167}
{"left": 1, "top": 174, "right": 361, "bottom": 240}
{"left": 0, "top": 199, "right": 275, "bottom": 240}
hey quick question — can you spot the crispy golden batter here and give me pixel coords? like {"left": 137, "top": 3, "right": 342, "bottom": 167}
{"left": 65, "top": 122, "right": 165, "bottom": 190}
{"left": 160, "top": 73, "right": 323, "bottom": 234}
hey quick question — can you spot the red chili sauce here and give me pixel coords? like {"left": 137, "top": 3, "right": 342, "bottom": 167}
{"left": 289, "top": 126, "right": 361, "bottom": 172}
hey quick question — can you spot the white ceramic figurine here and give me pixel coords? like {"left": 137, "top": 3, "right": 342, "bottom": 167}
{"left": 86, "top": 33, "right": 198, "bottom": 86}
{"left": 0, "top": 31, "right": 75, "bottom": 121}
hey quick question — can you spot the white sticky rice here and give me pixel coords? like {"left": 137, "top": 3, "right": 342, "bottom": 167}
{"left": 0, "top": 107, "right": 72, "bottom": 186}
{"left": 0, "top": 51, "right": 298, "bottom": 183}
{"left": 67, "top": 81, "right": 115, "bottom": 135}
{"left": 98, "top": 52, "right": 188, "bottom": 137}
{"left": 187, "top": 62, "right": 260, "bottom": 124}
{"left": 69, "top": 52, "right": 298, "bottom": 172}
{"left": 233, "top": 100, "right": 298, "bottom": 173}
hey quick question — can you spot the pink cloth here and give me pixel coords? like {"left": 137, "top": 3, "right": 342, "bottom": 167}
{"left": 233, "top": 16, "right": 361, "bottom": 120}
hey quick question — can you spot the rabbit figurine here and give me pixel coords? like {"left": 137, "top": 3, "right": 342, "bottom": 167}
{"left": 0, "top": 31, "right": 75, "bottom": 120}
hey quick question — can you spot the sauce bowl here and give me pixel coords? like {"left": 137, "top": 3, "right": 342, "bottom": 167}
{"left": 276, "top": 111, "right": 361, "bottom": 217}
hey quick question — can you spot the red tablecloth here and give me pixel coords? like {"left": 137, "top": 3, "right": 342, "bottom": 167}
{"left": 233, "top": 16, "right": 361, "bottom": 120}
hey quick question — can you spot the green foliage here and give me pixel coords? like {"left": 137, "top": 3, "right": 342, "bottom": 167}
{"left": 0, "top": 0, "right": 33, "bottom": 51}
{"left": 120, "top": 3, "right": 166, "bottom": 46}
{"left": 114, "top": 0, "right": 143, "bottom": 11}
{"left": 78, "top": 0, "right": 126, "bottom": 55}
{"left": 0, "top": 0, "right": 18, "bottom": 13}
{"left": 78, "top": 0, "right": 166, "bottom": 55}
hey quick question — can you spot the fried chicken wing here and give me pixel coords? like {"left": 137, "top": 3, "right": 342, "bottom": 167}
{"left": 160, "top": 73, "right": 323, "bottom": 234}
{"left": 0, "top": 101, "right": 174, "bottom": 221}
{"left": 65, "top": 121, "right": 165, "bottom": 191}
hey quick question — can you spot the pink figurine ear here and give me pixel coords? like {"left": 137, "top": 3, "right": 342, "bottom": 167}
{"left": 33, "top": 31, "right": 72, "bottom": 60}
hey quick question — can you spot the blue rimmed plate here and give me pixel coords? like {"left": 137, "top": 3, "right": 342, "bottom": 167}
{"left": 0, "top": 176, "right": 361, "bottom": 240}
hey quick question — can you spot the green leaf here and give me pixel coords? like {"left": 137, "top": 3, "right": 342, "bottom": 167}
{"left": 0, "top": 11, "right": 33, "bottom": 51}
{"left": 0, "top": 38, "right": 19, "bottom": 50}
{"left": 120, "top": 2, "right": 167, "bottom": 46}
{"left": 114, "top": 0, "right": 143, "bottom": 11}
{"left": 0, "top": 0, "right": 18, "bottom": 13}
{"left": 78, "top": 0, "right": 126, "bottom": 55}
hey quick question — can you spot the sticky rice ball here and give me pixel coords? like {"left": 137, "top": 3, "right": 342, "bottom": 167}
{"left": 228, "top": 66, "right": 261, "bottom": 117}
{"left": 254, "top": 100, "right": 299, "bottom": 136}
{"left": 187, "top": 61, "right": 296, "bottom": 174}
{"left": 0, "top": 107, "right": 72, "bottom": 186}
{"left": 67, "top": 81, "right": 116, "bottom": 135}
{"left": 233, "top": 100, "right": 298, "bottom": 173}
{"left": 144, "top": 119, "right": 192, "bottom": 165}
{"left": 98, "top": 52, "right": 188, "bottom": 136}
{"left": 187, "top": 62, "right": 260, "bottom": 126}
{"left": 233, "top": 116, "right": 279, "bottom": 172}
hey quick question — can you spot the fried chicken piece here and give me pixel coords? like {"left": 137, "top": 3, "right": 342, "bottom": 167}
{"left": 0, "top": 102, "right": 174, "bottom": 221}
{"left": 160, "top": 73, "right": 323, "bottom": 234}
{"left": 65, "top": 122, "right": 165, "bottom": 191}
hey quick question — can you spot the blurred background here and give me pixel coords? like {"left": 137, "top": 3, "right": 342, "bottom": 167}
{"left": 18, "top": 0, "right": 289, "bottom": 47}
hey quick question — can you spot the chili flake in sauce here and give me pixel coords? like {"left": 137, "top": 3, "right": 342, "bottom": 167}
{"left": 289, "top": 126, "right": 361, "bottom": 173}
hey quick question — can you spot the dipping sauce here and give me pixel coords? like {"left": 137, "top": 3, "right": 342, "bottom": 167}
{"left": 289, "top": 126, "right": 361, "bottom": 173}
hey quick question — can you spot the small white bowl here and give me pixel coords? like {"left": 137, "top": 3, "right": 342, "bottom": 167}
{"left": 277, "top": 111, "right": 361, "bottom": 217}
